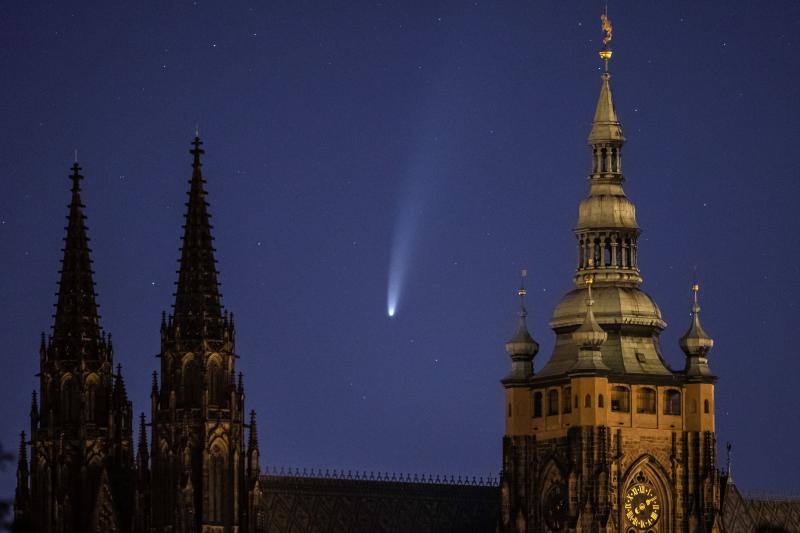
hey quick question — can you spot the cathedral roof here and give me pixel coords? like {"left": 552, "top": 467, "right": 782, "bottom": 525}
{"left": 259, "top": 472, "right": 499, "bottom": 531}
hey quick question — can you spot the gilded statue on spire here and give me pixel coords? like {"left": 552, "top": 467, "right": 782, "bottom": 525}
{"left": 601, "top": 12, "right": 613, "bottom": 47}
{"left": 599, "top": 9, "right": 613, "bottom": 70}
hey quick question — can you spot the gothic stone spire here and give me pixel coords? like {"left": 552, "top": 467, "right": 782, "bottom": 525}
{"left": 13, "top": 431, "right": 30, "bottom": 528}
{"left": 172, "top": 135, "right": 224, "bottom": 338}
{"left": 50, "top": 162, "right": 105, "bottom": 359}
{"left": 137, "top": 412, "right": 149, "bottom": 469}
{"left": 248, "top": 410, "right": 260, "bottom": 453}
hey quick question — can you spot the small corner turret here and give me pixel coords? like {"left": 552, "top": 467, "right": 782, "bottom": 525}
{"left": 501, "top": 270, "right": 539, "bottom": 436}
{"left": 680, "top": 283, "right": 716, "bottom": 380}
{"left": 503, "top": 269, "right": 539, "bottom": 384}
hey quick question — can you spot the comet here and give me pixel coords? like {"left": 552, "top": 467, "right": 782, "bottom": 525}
{"left": 386, "top": 89, "right": 458, "bottom": 318}
{"left": 386, "top": 144, "right": 441, "bottom": 319}
{"left": 386, "top": 189, "right": 422, "bottom": 319}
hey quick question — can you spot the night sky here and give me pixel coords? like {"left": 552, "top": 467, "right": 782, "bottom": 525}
{"left": 2, "top": 1, "right": 799, "bottom": 501}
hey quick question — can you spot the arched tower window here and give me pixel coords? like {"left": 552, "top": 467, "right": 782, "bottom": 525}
{"left": 604, "top": 238, "right": 612, "bottom": 266}
{"left": 157, "top": 443, "right": 175, "bottom": 525}
{"left": 37, "top": 461, "right": 52, "bottom": 531}
{"left": 547, "top": 390, "right": 559, "bottom": 416}
{"left": 209, "top": 446, "right": 227, "bottom": 523}
{"left": 562, "top": 387, "right": 572, "bottom": 414}
{"left": 598, "top": 394, "right": 604, "bottom": 408}
{"left": 636, "top": 388, "right": 657, "bottom": 414}
{"left": 86, "top": 382, "right": 97, "bottom": 422}
{"left": 533, "top": 392, "right": 543, "bottom": 418}
{"left": 181, "top": 358, "right": 202, "bottom": 407}
{"left": 611, "top": 386, "right": 630, "bottom": 413}
{"left": 61, "top": 377, "right": 79, "bottom": 423}
{"left": 704, "top": 399, "right": 710, "bottom": 414}
{"left": 207, "top": 361, "right": 225, "bottom": 406}
{"left": 584, "top": 394, "right": 592, "bottom": 408}
{"left": 664, "top": 390, "right": 681, "bottom": 415}
{"left": 600, "top": 148, "right": 607, "bottom": 172}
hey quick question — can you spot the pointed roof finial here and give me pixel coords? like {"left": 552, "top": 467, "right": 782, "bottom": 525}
{"left": 30, "top": 390, "right": 38, "bottom": 416}
{"left": 113, "top": 364, "right": 128, "bottom": 404}
{"left": 725, "top": 442, "right": 734, "bottom": 484}
{"left": 589, "top": 8, "right": 623, "bottom": 145}
{"left": 572, "top": 276, "right": 608, "bottom": 349}
{"left": 680, "top": 282, "right": 714, "bottom": 357}
{"left": 504, "top": 269, "right": 539, "bottom": 377}
{"left": 248, "top": 410, "right": 259, "bottom": 452}
{"left": 15, "top": 430, "right": 30, "bottom": 512}
{"left": 137, "top": 412, "right": 149, "bottom": 462}
{"left": 69, "top": 160, "right": 83, "bottom": 190}
{"left": 190, "top": 134, "right": 204, "bottom": 168}
{"left": 18, "top": 431, "right": 28, "bottom": 467}
{"left": 518, "top": 269, "right": 528, "bottom": 317}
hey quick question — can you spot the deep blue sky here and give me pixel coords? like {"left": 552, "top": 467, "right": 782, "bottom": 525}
{"left": 1, "top": 1, "right": 799, "bottom": 499}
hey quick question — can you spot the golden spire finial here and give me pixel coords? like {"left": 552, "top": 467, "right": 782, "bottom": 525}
{"left": 517, "top": 269, "right": 528, "bottom": 316}
{"left": 599, "top": 6, "right": 613, "bottom": 71}
{"left": 518, "top": 269, "right": 528, "bottom": 298}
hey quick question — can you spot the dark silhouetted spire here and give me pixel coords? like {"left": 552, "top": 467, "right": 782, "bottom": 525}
{"left": 247, "top": 410, "right": 260, "bottom": 480}
{"left": 137, "top": 413, "right": 149, "bottom": 468}
{"left": 248, "top": 410, "right": 259, "bottom": 453}
{"left": 14, "top": 431, "right": 30, "bottom": 527}
{"left": 113, "top": 364, "right": 128, "bottom": 406}
{"left": 30, "top": 391, "right": 38, "bottom": 418}
{"left": 725, "top": 442, "right": 734, "bottom": 485}
{"left": 172, "top": 136, "right": 224, "bottom": 338}
{"left": 30, "top": 391, "right": 38, "bottom": 434}
{"left": 50, "top": 162, "right": 104, "bottom": 359}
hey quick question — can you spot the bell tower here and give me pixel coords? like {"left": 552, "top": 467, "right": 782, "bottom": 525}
{"left": 499, "top": 14, "right": 722, "bottom": 533}
{"left": 16, "top": 162, "right": 134, "bottom": 533}
{"left": 148, "top": 136, "right": 261, "bottom": 533}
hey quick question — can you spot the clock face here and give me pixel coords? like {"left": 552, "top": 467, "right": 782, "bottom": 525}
{"left": 624, "top": 483, "right": 661, "bottom": 530}
{"left": 543, "top": 484, "right": 567, "bottom": 531}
